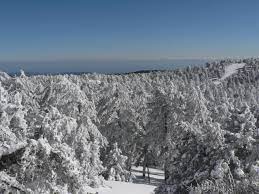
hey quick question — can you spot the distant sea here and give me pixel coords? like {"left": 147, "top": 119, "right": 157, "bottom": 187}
{"left": 0, "top": 59, "right": 210, "bottom": 75}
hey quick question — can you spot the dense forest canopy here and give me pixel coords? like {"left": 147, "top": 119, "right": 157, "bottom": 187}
{"left": 0, "top": 58, "right": 259, "bottom": 193}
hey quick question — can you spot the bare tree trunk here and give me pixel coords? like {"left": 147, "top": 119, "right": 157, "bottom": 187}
{"left": 164, "top": 159, "right": 168, "bottom": 183}
{"left": 143, "top": 158, "right": 147, "bottom": 177}
{"left": 142, "top": 144, "right": 148, "bottom": 177}
{"left": 147, "top": 166, "right": 150, "bottom": 183}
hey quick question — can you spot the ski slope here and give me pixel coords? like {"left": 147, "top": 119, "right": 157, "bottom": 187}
{"left": 214, "top": 63, "right": 245, "bottom": 85}
{"left": 85, "top": 167, "right": 164, "bottom": 194}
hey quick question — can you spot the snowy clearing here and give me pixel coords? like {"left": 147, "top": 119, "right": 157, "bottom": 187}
{"left": 131, "top": 166, "right": 164, "bottom": 185}
{"left": 214, "top": 63, "right": 245, "bottom": 84}
{"left": 95, "top": 181, "right": 157, "bottom": 194}
{"left": 86, "top": 167, "right": 164, "bottom": 194}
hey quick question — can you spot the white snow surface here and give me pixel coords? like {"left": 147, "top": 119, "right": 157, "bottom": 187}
{"left": 85, "top": 166, "right": 164, "bottom": 194}
{"left": 214, "top": 63, "right": 245, "bottom": 85}
{"left": 92, "top": 181, "right": 157, "bottom": 194}
{"left": 131, "top": 166, "right": 164, "bottom": 182}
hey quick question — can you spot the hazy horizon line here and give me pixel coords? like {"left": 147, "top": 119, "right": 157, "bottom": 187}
{"left": 0, "top": 56, "right": 258, "bottom": 63}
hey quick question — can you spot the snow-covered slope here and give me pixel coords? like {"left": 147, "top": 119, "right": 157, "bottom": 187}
{"left": 86, "top": 167, "right": 164, "bottom": 194}
{"left": 131, "top": 166, "right": 164, "bottom": 185}
{"left": 214, "top": 63, "right": 245, "bottom": 85}
{"left": 97, "top": 181, "right": 157, "bottom": 194}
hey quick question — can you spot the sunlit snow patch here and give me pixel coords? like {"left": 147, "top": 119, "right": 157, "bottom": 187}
{"left": 86, "top": 167, "right": 164, "bottom": 194}
{"left": 213, "top": 63, "right": 245, "bottom": 85}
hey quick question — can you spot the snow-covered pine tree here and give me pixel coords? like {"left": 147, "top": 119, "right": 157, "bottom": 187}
{"left": 101, "top": 142, "right": 130, "bottom": 181}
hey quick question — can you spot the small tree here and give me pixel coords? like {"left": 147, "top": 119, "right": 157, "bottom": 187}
{"left": 101, "top": 143, "right": 130, "bottom": 182}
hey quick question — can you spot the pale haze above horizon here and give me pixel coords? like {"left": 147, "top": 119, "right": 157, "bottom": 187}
{"left": 0, "top": 0, "right": 259, "bottom": 73}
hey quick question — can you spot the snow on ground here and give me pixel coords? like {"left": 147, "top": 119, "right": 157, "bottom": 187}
{"left": 95, "top": 181, "right": 157, "bottom": 194}
{"left": 85, "top": 167, "right": 164, "bottom": 194}
{"left": 131, "top": 166, "right": 164, "bottom": 185}
{"left": 214, "top": 63, "right": 246, "bottom": 85}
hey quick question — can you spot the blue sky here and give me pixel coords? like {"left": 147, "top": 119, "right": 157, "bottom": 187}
{"left": 0, "top": 0, "right": 259, "bottom": 72}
